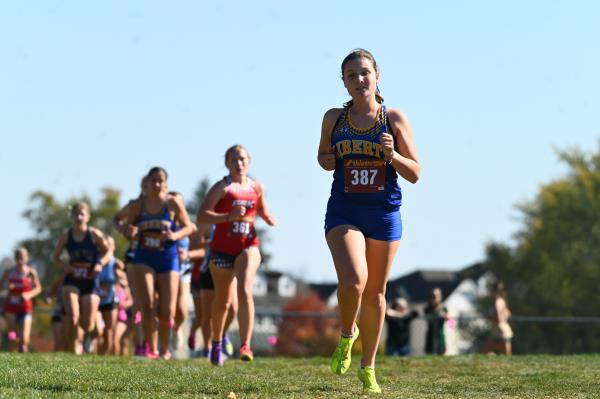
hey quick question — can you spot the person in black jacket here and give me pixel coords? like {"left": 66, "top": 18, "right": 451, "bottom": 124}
{"left": 385, "top": 297, "right": 418, "bottom": 356}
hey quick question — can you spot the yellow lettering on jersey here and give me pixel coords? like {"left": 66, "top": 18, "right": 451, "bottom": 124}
{"left": 138, "top": 220, "right": 171, "bottom": 231}
{"left": 373, "top": 143, "right": 383, "bottom": 158}
{"left": 341, "top": 141, "right": 352, "bottom": 157}
{"left": 335, "top": 139, "right": 382, "bottom": 159}
{"left": 352, "top": 140, "right": 363, "bottom": 154}
{"left": 363, "top": 141, "right": 373, "bottom": 156}
{"left": 335, "top": 142, "right": 344, "bottom": 157}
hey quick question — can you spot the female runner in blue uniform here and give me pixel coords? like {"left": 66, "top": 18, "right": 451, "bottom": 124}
{"left": 97, "top": 235, "right": 124, "bottom": 355}
{"left": 115, "top": 167, "right": 194, "bottom": 359}
{"left": 318, "top": 49, "right": 420, "bottom": 394}
{"left": 170, "top": 192, "right": 194, "bottom": 353}
{"left": 52, "top": 202, "right": 113, "bottom": 353}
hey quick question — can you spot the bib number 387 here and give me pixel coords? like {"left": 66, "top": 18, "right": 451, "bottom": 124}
{"left": 344, "top": 159, "right": 386, "bottom": 193}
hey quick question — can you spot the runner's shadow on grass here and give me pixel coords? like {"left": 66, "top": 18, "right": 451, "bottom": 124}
{"left": 33, "top": 383, "right": 70, "bottom": 393}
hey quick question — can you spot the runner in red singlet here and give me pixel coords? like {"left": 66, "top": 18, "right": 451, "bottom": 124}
{"left": 0, "top": 247, "right": 42, "bottom": 352}
{"left": 198, "top": 144, "right": 276, "bottom": 366}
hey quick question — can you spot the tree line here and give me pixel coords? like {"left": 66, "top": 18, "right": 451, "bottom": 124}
{"left": 482, "top": 144, "right": 600, "bottom": 353}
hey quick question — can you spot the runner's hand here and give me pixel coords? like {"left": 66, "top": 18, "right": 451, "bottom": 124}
{"left": 64, "top": 264, "right": 76, "bottom": 275}
{"left": 125, "top": 225, "right": 138, "bottom": 240}
{"left": 318, "top": 152, "right": 336, "bottom": 170}
{"left": 88, "top": 263, "right": 103, "bottom": 279}
{"left": 228, "top": 205, "right": 246, "bottom": 221}
{"left": 380, "top": 133, "right": 394, "bottom": 161}
{"left": 263, "top": 214, "right": 276, "bottom": 226}
{"left": 164, "top": 227, "right": 176, "bottom": 241}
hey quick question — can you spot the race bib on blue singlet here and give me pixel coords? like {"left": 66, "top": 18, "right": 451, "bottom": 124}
{"left": 343, "top": 159, "right": 386, "bottom": 193}
{"left": 140, "top": 231, "right": 166, "bottom": 251}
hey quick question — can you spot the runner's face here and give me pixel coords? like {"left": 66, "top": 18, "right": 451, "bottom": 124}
{"left": 71, "top": 207, "right": 89, "bottom": 226}
{"left": 148, "top": 171, "right": 167, "bottom": 194}
{"left": 226, "top": 149, "right": 250, "bottom": 177}
{"left": 342, "top": 57, "right": 379, "bottom": 101}
{"left": 15, "top": 252, "right": 27, "bottom": 266}
{"left": 431, "top": 289, "right": 442, "bottom": 304}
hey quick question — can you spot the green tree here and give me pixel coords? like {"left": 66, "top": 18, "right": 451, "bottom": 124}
{"left": 20, "top": 188, "right": 126, "bottom": 287}
{"left": 483, "top": 146, "right": 600, "bottom": 353}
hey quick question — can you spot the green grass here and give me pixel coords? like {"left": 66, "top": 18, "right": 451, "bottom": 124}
{"left": 1, "top": 353, "right": 600, "bottom": 398}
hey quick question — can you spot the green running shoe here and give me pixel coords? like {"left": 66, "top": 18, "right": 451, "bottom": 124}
{"left": 358, "top": 366, "right": 382, "bottom": 395}
{"left": 330, "top": 327, "right": 359, "bottom": 375}
{"left": 222, "top": 334, "right": 234, "bottom": 357}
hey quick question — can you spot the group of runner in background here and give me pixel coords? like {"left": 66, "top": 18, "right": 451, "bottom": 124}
{"left": 0, "top": 144, "right": 275, "bottom": 365}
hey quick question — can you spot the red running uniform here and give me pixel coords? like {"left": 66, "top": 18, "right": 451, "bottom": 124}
{"left": 4, "top": 269, "right": 33, "bottom": 314}
{"left": 210, "top": 176, "right": 260, "bottom": 256}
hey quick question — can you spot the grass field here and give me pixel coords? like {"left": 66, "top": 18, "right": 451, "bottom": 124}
{"left": 1, "top": 353, "right": 600, "bottom": 398}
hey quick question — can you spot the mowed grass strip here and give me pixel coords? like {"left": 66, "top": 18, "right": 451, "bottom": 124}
{"left": 1, "top": 353, "right": 600, "bottom": 398}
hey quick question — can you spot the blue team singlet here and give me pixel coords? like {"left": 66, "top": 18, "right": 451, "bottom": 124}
{"left": 325, "top": 105, "right": 403, "bottom": 241}
{"left": 64, "top": 228, "right": 101, "bottom": 295}
{"left": 177, "top": 234, "right": 192, "bottom": 282}
{"left": 98, "top": 257, "right": 118, "bottom": 307}
{"left": 132, "top": 200, "right": 180, "bottom": 274}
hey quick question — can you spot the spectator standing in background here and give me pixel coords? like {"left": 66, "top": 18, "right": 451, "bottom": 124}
{"left": 424, "top": 287, "right": 448, "bottom": 355}
{"left": 484, "top": 281, "right": 513, "bottom": 355}
{"left": 384, "top": 297, "right": 418, "bottom": 356}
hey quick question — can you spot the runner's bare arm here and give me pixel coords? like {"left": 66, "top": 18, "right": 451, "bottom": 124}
{"left": 197, "top": 181, "right": 232, "bottom": 224}
{"left": 169, "top": 195, "right": 195, "bottom": 241}
{"left": 24, "top": 269, "right": 42, "bottom": 300}
{"left": 91, "top": 229, "right": 113, "bottom": 268}
{"left": 52, "top": 232, "right": 73, "bottom": 272}
{"left": 113, "top": 199, "right": 134, "bottom": 236}
{"left": 256, "top": 182, "right": 276, "bottom": 226}
{"left": 318, "top": 108, "right": 343, "bottom": 171}
{"left": 386, "top": 108, "right": 420, "bottom": 183}
{"left": 121, "top": 200, "right": 141, "bottom": 240}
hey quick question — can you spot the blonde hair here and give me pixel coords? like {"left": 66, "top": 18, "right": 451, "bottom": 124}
{"left": 70, "top": 201, "right": 90, "bottom": 215}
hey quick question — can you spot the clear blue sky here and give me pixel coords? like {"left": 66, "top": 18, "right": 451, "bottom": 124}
{"left": 1, "top": 2, "right": 599, "bottom": 282}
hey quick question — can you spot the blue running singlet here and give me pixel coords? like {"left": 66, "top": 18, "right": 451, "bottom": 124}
{"left": 132, "top": 200, "right": 180, "bottom": 274}
{"left": 98, "top": 257, "right": 118, "bottom": 306}
{"left": 177, "top": 235, "right": 192, "bottom": 282}
{"left": 325, "top": 106, "right": 403, "bottom": 241}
